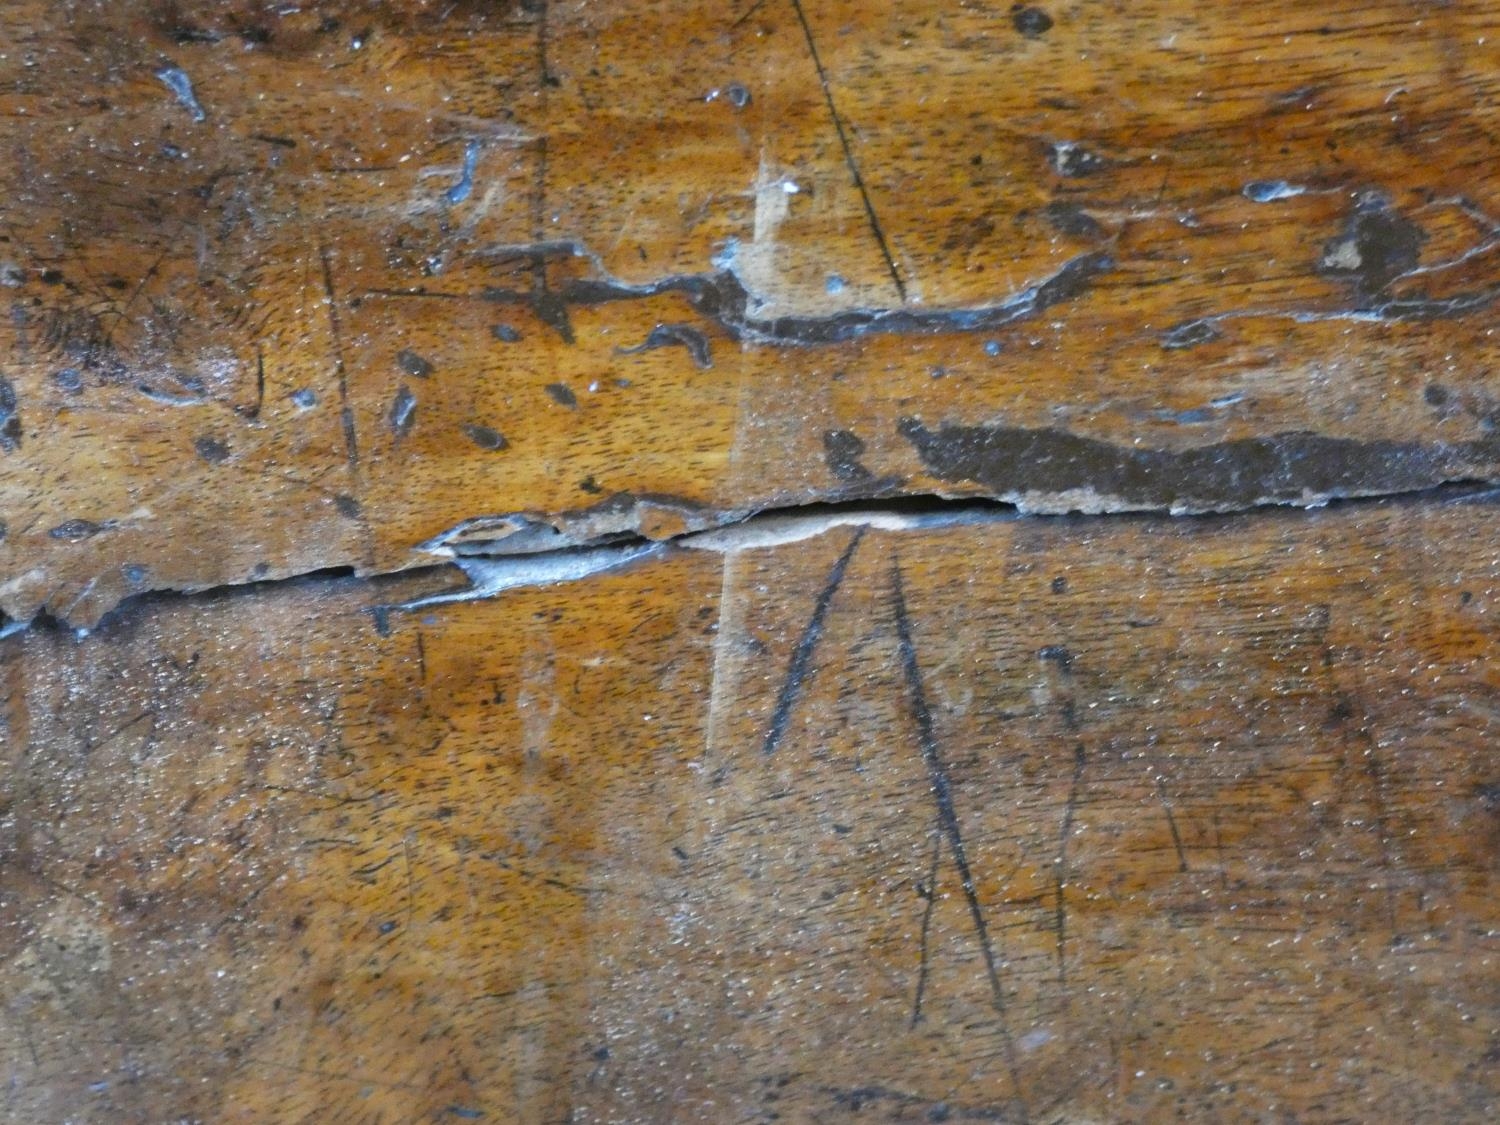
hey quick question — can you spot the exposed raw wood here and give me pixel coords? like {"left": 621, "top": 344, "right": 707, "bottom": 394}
{"left": 3, "top": 496, "right": 1498, "bottom": 1121}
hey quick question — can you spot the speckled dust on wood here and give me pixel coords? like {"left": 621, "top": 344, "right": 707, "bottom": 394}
{"left": 2, "top": 2, "right": 1499, "bottom": 1122}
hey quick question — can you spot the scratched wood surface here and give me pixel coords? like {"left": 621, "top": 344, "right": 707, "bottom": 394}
{"left": 4, "top": 2, "right": 1500, "bottom": 1122}
{"left": 3, "top": 2, "right": 1500, "bottom": 625}
{"left": 3, "top": 496, "right": 1499, "bottom": 1122}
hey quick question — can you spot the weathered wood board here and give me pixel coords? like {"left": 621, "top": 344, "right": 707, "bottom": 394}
{"left": 3, "top": 1, "right": 1500, "bottom": 1121}
{"left": 3, "top": 496, "right": 1498, "bottom": 1121}
{"left": 2, "top": 1, "right": 1500, "bottom": 625}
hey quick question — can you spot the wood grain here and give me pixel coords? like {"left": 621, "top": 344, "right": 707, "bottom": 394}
{"left": 3, "top": 495, "right": 1497, "bottom": 1121}
{"left": 4, "top": 4, "right": 1499, "bottom": 1120}
{"left": 3, "top": 2, "right": 1500, "bottom": 623}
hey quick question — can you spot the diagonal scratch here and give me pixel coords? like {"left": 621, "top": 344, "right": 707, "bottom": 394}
{"left": 910, "top": 823, "right": 942, "bottom": 1026}
{"left": 891, "top": 558, "right": 1028, "bottom": 1118}
{"left": 732, "top": 0, "right": 769, "bottom": 28}
{"left": 787, "top": 0, "right": 907, "bottom": 302}
{"left": 1152, "top": 774, "right": 1189, "bottom": 873}
{"left": 316, "top": 243, "right": 360, "bottom": 475}
{"left": 760, "top": 526, "right": 866, "bottom": 755}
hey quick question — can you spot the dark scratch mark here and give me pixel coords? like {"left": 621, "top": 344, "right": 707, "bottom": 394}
{"left": 317, "top": 244, "right": 359, "bottom": 471}
{"left": 351, "top": 854, "right": 396, "bottom": 879}
{"left": 326, "top": 164, "right": 402, "bottom": 175}
{"left": 788, "top": 0, "right": 907, "bottom": 302}
{"left": 250, "top": 1060, "right": 427, "bottom": 1093}
{"left": 529, "top": 0, "right": 555, "bottom": 367}
{"left": 19, "top": 1015, "right": 40, "bottom": 1069}
{"left": 209, "top": 873, "right": 280, "bottom": 936}
{"left": 82, "top": 710, "right": 155, "bottom": 755}
{"left": 244, "top": 344, "right": 266, "bottom": 420}
{"left": 263, "top": 782, "right": 384, "bottom": 807}
{"left": 361, "top": 291, "right": 465, "bottom": 304}
{"left": 1153, "top": 776, "right": 1189, "bottom": 872}
{"left": 1055, "top": 742, "right": 1085, "bottom": 988}
{"left": 911, "top": 826, "right": 942, "bottom": 1026}
{"left": 535, "top": 0, "right": 554, "bottom": 89}
{"left": 732, "top": 0, "right": 768, "bottom": 28}
{"left": 108, "top": 244, "right": 170, "bottom": 353}
{"left": 892, "top": 560, "right": 1028, "bottom": 1120}
{"left": 892, "top": 561, "right": 1001, "bottom": 998}
{"left": 760, "top": 527, "right": 866, "bottom": 755}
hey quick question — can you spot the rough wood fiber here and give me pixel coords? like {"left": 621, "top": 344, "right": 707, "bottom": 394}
{"left": 2, "top": 497, "right": 1498, "bottom": 1121}
{"left": 1, "top": 2, "right": 1500, "bottom": 623}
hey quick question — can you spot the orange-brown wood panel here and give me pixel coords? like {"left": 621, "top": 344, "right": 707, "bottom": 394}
{"left": 3, "top": 495, "right": 1496, "bottom": 1121}
{"left": 2, "top": 2, "right": 1500, "bottom": 625}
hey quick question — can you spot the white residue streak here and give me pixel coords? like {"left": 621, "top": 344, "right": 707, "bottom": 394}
{"left": 392, "top": 505, "right": 1012, "bottom": 614}
{"left": 397, "top": 542, "right": 666, "bottom": 612}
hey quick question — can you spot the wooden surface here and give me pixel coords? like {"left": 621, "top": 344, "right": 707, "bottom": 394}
{"left": 2, "top": 1, "right": 1500, "bottom": 624}
{"left": 4, "top": 497, "right": 1500, "bottom": 1121}
{"left": 2, "top": 1, "right": 1500, "bottom": 1121}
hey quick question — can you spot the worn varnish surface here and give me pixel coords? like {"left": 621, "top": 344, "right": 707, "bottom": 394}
{"left": 3, "top": 2, "right": 1500, "bottom": 1121}
{"left": 4, "top": 498, "right": 1500, "bottom": 1121}
{"left": 2, "top": 2, "right": 1500, "bottom": 623}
